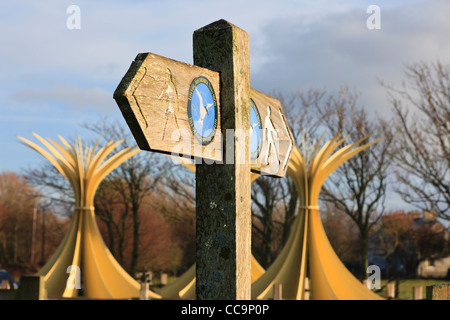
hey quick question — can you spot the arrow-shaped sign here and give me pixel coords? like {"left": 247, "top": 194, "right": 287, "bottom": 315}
{"left": 114, "top": 52, "right": 294, "bottom": 177}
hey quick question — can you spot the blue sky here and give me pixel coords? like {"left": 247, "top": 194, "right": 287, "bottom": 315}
{"left": 1, "top": 0, "right": 449, "bottom": 211}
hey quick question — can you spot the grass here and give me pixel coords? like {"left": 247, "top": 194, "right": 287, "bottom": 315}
{"left": 146, "top": 276, "right": 450, "bottom": 300}
{"left": 376, "top": 279, "right": 450, "bottom": 300}
{"left": 149, "top": 276, "right": 178, "bottom": 293}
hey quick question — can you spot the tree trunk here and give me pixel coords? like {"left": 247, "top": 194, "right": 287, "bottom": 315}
{"left": 360, "top": 230, "right": 369, "bottom": 279}
{"left": 130, "top": 203, "right": 140, "bottom": 275}
{"left": 117, "top": 232, "right": 124, "bottom": 266}
{"left": 282, "top": 185, "right": 297, "bottom": 247}
{"left": 106, "top": 223, "right": 115, "bottom": 257}
{"left": 262, "top": 215, "right": 273, "bottom": 268}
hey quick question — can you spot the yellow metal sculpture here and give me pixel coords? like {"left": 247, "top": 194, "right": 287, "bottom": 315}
{"left": 252, "top": 133, "right": 383, "bottom": 300}
{"left": 18, "top": 131, "right": 384, "bottom": 300}
{"left": 18, "top": 133, "right": 161, "bottom": 299}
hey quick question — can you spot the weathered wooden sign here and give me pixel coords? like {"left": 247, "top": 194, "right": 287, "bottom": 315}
{"left": 114, "top": 54, "right": 293, "bottom": 177}
{"left": 113, "top": 52, "right": 222, "bottom": 162}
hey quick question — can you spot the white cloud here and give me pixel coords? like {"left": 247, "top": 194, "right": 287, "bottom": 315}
{"left": 250, "top": 0, "right": 450, "bottom": 117}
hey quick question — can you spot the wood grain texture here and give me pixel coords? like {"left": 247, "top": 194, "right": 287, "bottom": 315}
{"left": 114, "top": 52, "right": 222, "bottom": 162}
{"left": 193, "top": 19, "right": 251, "bottom": 300}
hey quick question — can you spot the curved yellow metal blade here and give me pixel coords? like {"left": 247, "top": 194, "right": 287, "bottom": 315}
{"left": 309, "top": 209, "right": 383, "bottom": 300}
{"left": 82, "top": 208, "right": 161, "bottom": 299}
{"left": 21, "top": 134, "right": 160, "bottom": 299}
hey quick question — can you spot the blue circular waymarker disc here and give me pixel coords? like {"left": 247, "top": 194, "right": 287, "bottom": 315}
{"left": 187, "top": 77, "right": 218, "bottom": 145}
{"left": 250, "top": 99, "right": 262, "bottom": 160}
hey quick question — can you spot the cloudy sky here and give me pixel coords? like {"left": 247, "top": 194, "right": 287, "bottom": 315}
{"left": 1, "top": 0, "right": 449, "bottom": 211}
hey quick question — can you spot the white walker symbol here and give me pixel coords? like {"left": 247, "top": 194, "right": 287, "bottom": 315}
{"left": 262, "top": 106, "right": 280, "bottom": 166}
{"left": 248, "top": 88, "right": 294, "bottom": 177}
{"left": 159, "top": 69, "right": 181, "bottom": 142}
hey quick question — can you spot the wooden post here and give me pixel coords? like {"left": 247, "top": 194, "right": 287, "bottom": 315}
{"left": 412, "top": 286, "right": 423, "bottom": 300}
{"left": 273, "top": 284, "right": 282, "bottom": 300}
{"left": 19, "top": 275, "right": 47, "bottom": 300}
{"left": 426, "top": 284, "right": 450, "bottom": 300}
{"left": 193, "top": 19, "right": 251, "bottom": 300}
{"left": 386, "top": 282, "right": 395, "bottom": 299}
{"left": 0, "top": 280, "right": 10, "bottom": 290}
{"left": 145, "top": 271, "right": 153, "bottom": 285}
{"left": 30, "top": 206, "right": 37, "bottom": 265}
{"left": 160, "top": 273, "right": 167, "bottom": 286}
{"left": 114, "top": 18, "right": 293, "bottom": 301}
{"left": 140, "top": 282, "right": 149, "bottom": 300}
{"left": 303, "top": 277, "right": 310, "bottom": 300}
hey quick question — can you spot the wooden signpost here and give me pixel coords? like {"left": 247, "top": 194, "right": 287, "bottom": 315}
{"left": 114, "top": 19, "right": 294, "bottom": 300}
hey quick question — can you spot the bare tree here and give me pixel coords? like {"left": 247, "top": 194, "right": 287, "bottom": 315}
{"left": 0, "top": 171, "right": 40, "bottom": 267}
{"left": 251, "top": 175, "right": 298, "bottom": 269}
{"left": 251, "top": 176, "right": 280, "bottom": 268}
{"left": 275, "top": 89, "right": 324, "bottom": 145}
{"left": 94, "top": 178, "right": 130, "bottom": 264}
{"left": 278, "top": 176, "right": 298, "bottom": 247}
{"left": 83, "top": 117, "right": 169, "bottom": 275}
{"left": 309, "top": 86, "right": 394, "bottom": 277}
{"left": 25, "top": 164, "right": 74, "bottom": 217}
{"left": 383, "top": 61, "right": 450, "bottom": 221}
{"left": 156, "top": 163, "right": 196, "bottom": 224}
{"left": 320, "top": 202, "right": 360, "bottom": 266}
{"left": 151, "top": 169, "right": 197, "bottom": 272}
